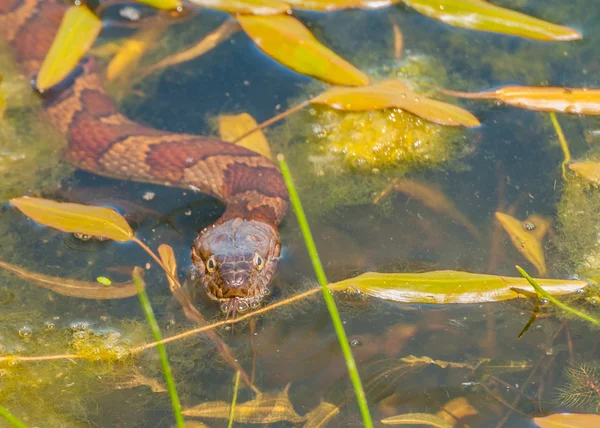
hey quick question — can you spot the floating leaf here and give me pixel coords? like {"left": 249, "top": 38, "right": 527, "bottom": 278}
{"left": 135, "top": 0, "right": 183, "bottom": 10}
{"left": 189, "top": 0, "right": 290, "bottom": 15}
{"left": 286, "top": 0, "right": 400, "bottom": 11}
{"left": 534, "top": 413, "right": 600, "bottom": 428}
{"left": 183, "top": 384, "right": 305, "bottom": 423}
{"left": 37, "top": 5, "right": 103, "bottom": 92}
{"left": 442, "top": 87, "right": 600, "bottom": 115}
{"left": 144, "top": 20, "right": 239, "bottom": 76}
{"left": 381, "top": 412, "right": 453, "bottom": 427}
{"left": 311, "top": 80, "right": 480, "bottom": 127}
{"left": 158, "top": 243, "right": 179, "bottom": 291}
{"left": 436, "top": 397, "right": 478, "bottom": 425}
{"left": 237, "top": 15, "right": 369, "bottom": 86}
{"left": 569, "top": 161, "right": 600, "bottom": 184}
{"left": 219, "top": 113, "right": 273, "bottom": 159}
{"left": 302, "top": 402, "right": 340, "bottom": 427}
{"left": 329, "top": 270, "right": 587, "bottom": 304}
{"left": 495, "top": 212, "right": 550, "bottom": 276}
{"left": 10, "top": 197, "right": 134, "bottom": 242}
{"left": 0, "top": 260, "right": 141, "bottom": 299}
{"left": 401, "top": 0, "right": 580, "bottom": 41}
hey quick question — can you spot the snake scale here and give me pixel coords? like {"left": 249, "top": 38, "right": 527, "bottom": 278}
{"left": 0, "top": 0, "right": 289, "bottom": 313}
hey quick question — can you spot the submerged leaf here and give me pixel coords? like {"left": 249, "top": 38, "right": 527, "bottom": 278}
{"left": 0, "top": 260, "right": 141, "bottom": 299}
{"left": 189, "top": 0, "right": 290, "bottom": 15}
{"left": 237, "top": 15, "right": 369, "bottom": 86}
{"left": 10, "top": 197, "right": 134, "bottom": 242}
{"left": 183, "top": 384, "right": 304, "bottom": 423}
{"left": 495, "top": 212, "right": 550, "bottom": 276}
{"left": 287, "top": 0, "right": 400, "bottom": 11}
{"left": 219, "top": 113, "right": 273, "bottom": 159}
{"left": 401, "top": 0, "right": 580, "bottom": 41}
{"left": 158, "top": 244, "right": 179, "bottom": 291}
{"left": 311, "top": 80, "right": 480, "bottom": 127}
{"left": 106, "top": 25, "right": 165, "bottom": 81}
{"left": 381, "top": 412, "right": 452, "bottom": 427}
{"left": 302, "top": 402, "right": 340, "bottom": 427}
{"left": 330, "top": 270, "right": 587, "bottom": 304}
{"left": 443, "top": 87, "right": 600, "bottom": 115}
{"left": 436, "top": 397, "right": 478, "bottom": 425}
{"left": 569, "top": 161, "right": 600, "bottom": 184}
{"left": 37, "top": 5, "right": 103, "bottom": 92}
{"left": 534, "top": 413, "right": 600, "bottom": 428}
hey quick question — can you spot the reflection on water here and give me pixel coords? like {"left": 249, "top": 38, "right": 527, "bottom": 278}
{"left": 1, "top": 1, "right": 600, "bottom": 427}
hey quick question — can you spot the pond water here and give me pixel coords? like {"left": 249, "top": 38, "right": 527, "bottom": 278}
{"left": 1, "top": 0, "right": 600, "bottom": 427}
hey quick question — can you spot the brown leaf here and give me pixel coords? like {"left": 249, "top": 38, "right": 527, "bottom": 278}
{"left": 219, "top": 113, "right": 273, "bottom": 159}
{"left": 158, "top": 243, "right": 179, "bottom": 292}
{"left": 237, "top": 15, "right": 369, "bottom": 86}
{"left": 10, "top": 197, "right": 134, "bottom": 242}
{"left": 182, "top": 384, "right": 304, "bottom": 423}
{"left": 534, "top": 413, "right": 600, "bottom": 428}
{"left": 569, "top": 161, "right": 600, "bottom": 184}
{"left": 302, "top": 401, "right": 340, "bottom": 427}
{"left": 442, "top": 86, "right": 600, "bottom": 115}
{"left": 381, "top": 412, "right": 453, "bottom": 427}
{"left": 436, "top": 397, "right": 479, "bottom": 425}
{"left": 311, "top": 80, "right": 480, "bottom": 127}
{"left": 495, "top": 212, "right": 550, "bottom": 276}
{"left": 0, "top": 260, "right": 142, "bottom": 299}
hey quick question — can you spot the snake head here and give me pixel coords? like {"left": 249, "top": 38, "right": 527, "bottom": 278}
{"left": 191, "top": 218, "right": 281, "bottom": 316}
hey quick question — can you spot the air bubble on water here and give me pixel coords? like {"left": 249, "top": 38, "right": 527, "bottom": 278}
{"left": 350, "top": 339, "right": 361, "bottom": 347}
{"left": 18, "top": 327, "right": 32, "bottom": 338}
{"left": 44, "top": 321, "right": 56, "bottom": 330}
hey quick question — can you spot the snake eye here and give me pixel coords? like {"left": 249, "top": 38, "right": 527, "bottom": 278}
{"left": 253, "top": 253, "right": 264, "bottom": 271}
{"left": 206, "top": 256, "right": 217, "bottom": 273}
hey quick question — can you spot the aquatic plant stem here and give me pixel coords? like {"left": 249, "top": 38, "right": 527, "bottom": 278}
{"left": 516, "top": 266, "right": 600, "bottom": 327}
{"left": 133, "top": 271, "right": 185, "bottom": 428}
{"left": 549, "top": 112, "right": 571, "bottom": 180}
{"left": 0, "top": 406, "right": 27, "bottom": 428}
{"left": 277, "top": 153, "right": 373, "bottom": 428}
{"left": 228, "top": 371, "right": 241, "bottom": 428}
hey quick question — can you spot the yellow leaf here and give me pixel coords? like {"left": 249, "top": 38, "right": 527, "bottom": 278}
{"left": 534, "top": 413, "right": 600, "bottom": 428}
{"left": 569, "top": 161, "right": 600, "bottom": 184}
{"left": 189, "top": 0, "right": 290, "bottom": 15}
{"left": 381, "top": 412, "right": 453, "bottom": 427}
{"left": 135, "top": 0, "right": 183, "bottom": 10}
{"left": 302, "top": 402, "right": 340, "bottom": 427}
{"left": 182, "top": 384, "right": 305, "bottom": 423}
{"left": 402, "top": 0, "right": 580, "bottom": 41}
{"left": 287, "top": 0, "right": 400, "bottom": 11}
{"left": 106, "top": 25, "right": 165, "bottom": 82}
{"left": 37, "top": 5, "right": 102, "bottom": 92}
{"left": 329, "top": 270, "right": 587, "bottom": 304}
{"left": 495, "top": 212, "right": 549, "bottom": 276}
{"left": 158, "top": 243, "right": 178, "bottom": 291}
{"left": 10, "top": 196, "right": 134, "bottom": 242}
{"left": 311, "top": 80, "right": 480, "bottom": 127}
{"left": 237, "top": 15, "right": 369, "bottom": 86}
{"left": 0, "top": 260, "right": 141, "bottom": 299}
{"left": 443, "top": 86, "right": 600, "bottom": 115}
{"left": 144, "top": 20, "right": 239, "bottom": 76}
{"left": 219, "top": 113, "right": 273, "bottom": 160}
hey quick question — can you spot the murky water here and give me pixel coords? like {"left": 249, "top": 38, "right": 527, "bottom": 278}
{"left": 1, "top": 1, "right": 600, "bottom": 427}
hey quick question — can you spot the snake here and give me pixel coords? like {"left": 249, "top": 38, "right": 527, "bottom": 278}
{"left": 0, "top": 0, "right": 289, "bottom": 314}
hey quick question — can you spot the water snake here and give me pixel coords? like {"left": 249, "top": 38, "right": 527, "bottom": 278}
{"left": 0, "top": 0, "right": 289, "bottom": 313}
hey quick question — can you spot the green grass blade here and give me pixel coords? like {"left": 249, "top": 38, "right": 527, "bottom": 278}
{"left": 277, "top": 154, "right": 373, "bottom": 428}
{"left": 228, "top": 371, "right": 241, "bottom": 428}
{"left": 0, "top": 405, "right": 28, "bottom": 428}
{"left": 133, "top": 270, "right": 185, "bottom": 427}
{"left": 516, "top": 266, "right": 600, "bottom": 327}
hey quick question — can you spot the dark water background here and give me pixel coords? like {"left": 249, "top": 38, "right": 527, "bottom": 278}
{"left": 2, "top": 0, "right": 600, "bottom": 427}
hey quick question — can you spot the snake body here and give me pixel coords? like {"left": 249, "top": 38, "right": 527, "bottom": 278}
{"left": 0, "top": 0, "right": 289, "bottom": 312}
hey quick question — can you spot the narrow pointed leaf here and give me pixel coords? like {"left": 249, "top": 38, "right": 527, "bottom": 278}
{"left": 0, "top": 260, "right": 141, "bottom": 299}
{"left": 135, "top": 0, "right": 183, "bottom": 10}
{"left": 534, "top": 413, "right": 600, "bottom": 428}
{"left": 158, "top": 244, "right": 179, "bottom": 291}
{"left": 303, "top": 402, "right": 340, "bottom": 427}
{"left": 237, "top": 15, "right": 369, "bottom": 86}
{"left": 329, "top": 270, "right": 587, "bottom": 304}
{"left": 189, "top": 0, "right": 290, "bottom": 15}
{"left": 443, "top": 86, "right": 600, "bottom": 115}
{"left": 10, "top": 197, "right": 134, "bottom": 242}
{"left": 569, "top": 161, "right": 600, "bottom": 184}
{"left": 311, "top": 80, "right": 480, "bottom": 127}
{"left": 287, "top": 0, "right": 400, "bottom": 11}
{"left": 381, "top": 413, "right": 452, "bottom": 427}
{"left": 219, "top": 113, "right": 273, "bottom": 159}
{"left": 37, "top": 5, "right": 102, "bottom": 92}
{"left": 495, "top": 212, "right": 548, "bottom": 276}
{"left": 401, "top": 0, "right": 580, "bottom": 41}
{"left": 106, "top": 25, "right": 164, "bottom": 81}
